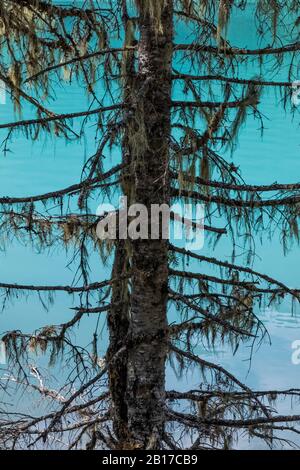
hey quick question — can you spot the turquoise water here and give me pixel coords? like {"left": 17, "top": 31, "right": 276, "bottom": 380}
{"left": 0, "top": 2, "right": 299, "bottom": 449}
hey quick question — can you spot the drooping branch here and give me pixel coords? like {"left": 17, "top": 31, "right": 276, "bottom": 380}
{"left": 0, "top": 276, "right": 128, "bottom": 293}
{"left": 171, "top": 171, "right": 300, "bottom": 193}
{"left": 170, "top": 245, "right": 299, "bottom": 301}
{"left": 172, "top": 72, "right": 293, "bottom": 88}
{"left": 0, "top": 164, "right": 123, "bottom": 204}
{"left": 166, "top": 388, "right": 300, "bottom": 401}
{"left": 36, "top": 345, "right": 127, "bottom": 445}
{"left": 25, "top": 47, "right": 136, "bottom": 83}
{"left": 168, "top": 289, "right": 256, "bottom": 339}
{"left": 175, "top": 41, "right": 300, "bottom": 56}
{"left": 0, "top": 71, "right": 77, "bottom": 137}
{"left": 0, "top": 104, "right": 124, "bottom": 131}
{"left": 7, "top": 0, "right": 100, "bottom": 19}
{"left": 171, "top": 188, "right": 300, "bottom": 208}
{"left": 167, "top": 409, "right": 300, "bottom": 429}
{"left": 169, "top": 344, "right": 271, "bottom": 418}
{"left": 170, "top": 268, "right": 257, "bottom": 289}
{"left": 170, "top": 211, "right": 226, "bottom": 235}
{"left": 172, "top": 96, "right": 259, "bottom": 110}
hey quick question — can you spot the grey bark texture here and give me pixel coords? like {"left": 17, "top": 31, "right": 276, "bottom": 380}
{"left": 108, "top": 0, "right": 173, "bottom": 450}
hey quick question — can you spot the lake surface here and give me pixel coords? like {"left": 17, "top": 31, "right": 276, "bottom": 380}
{"left": 0, "top": 2, "right": 299, "bottom": 449}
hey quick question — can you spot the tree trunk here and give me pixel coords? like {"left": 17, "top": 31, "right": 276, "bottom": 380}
{"left": 107, "top": 240, "right": 130, "bottom": 445}
{"left": 126, "top": 1, "right": 173, "bottom": 449}
{"left": 109, "top": 0, "right": 173, "bottom": 450}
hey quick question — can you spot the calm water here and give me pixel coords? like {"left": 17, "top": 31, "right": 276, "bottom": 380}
{"left": 0, "top": 3, "right": 299, "bottom": 449}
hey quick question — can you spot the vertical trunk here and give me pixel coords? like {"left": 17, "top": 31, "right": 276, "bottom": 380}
{"left": 107, "top": 240, "right": 129, "bottom": 444}
{"left": 109, "top": 0, "right": 173, "bottom": 450}
{"left": 126, "top": 1, "right": 173, "bottom": 449}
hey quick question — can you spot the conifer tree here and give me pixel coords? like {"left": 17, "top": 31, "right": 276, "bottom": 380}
{"left": 0, "top": 0, "right": 300, "bottom": 450}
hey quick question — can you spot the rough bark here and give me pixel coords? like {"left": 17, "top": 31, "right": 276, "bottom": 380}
{"left": 107, "top": 240, "right": 130, "bottom": 445}
{"left": 125, "top": 1, "right": 173, "bottom": 449}
{"left": 108, "top": 0, "right": 173, "bottom": 450}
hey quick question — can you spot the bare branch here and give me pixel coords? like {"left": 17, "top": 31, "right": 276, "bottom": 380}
{"left": 175, "top": 42, "right": 300, "bottom": 56}
{"left": 0, "top": 104, "right": 124, "bottom": 131}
